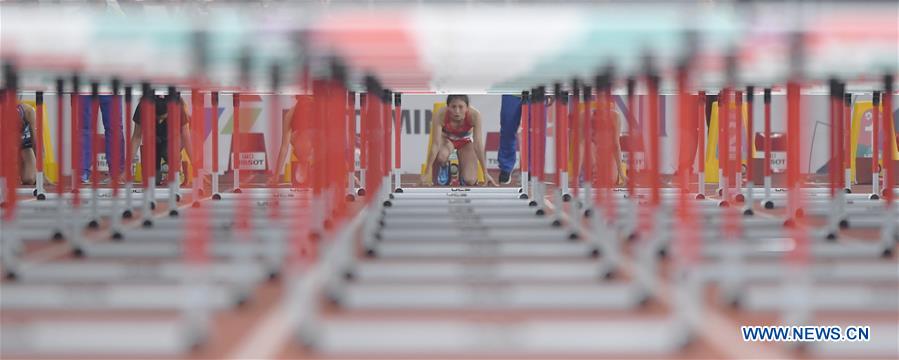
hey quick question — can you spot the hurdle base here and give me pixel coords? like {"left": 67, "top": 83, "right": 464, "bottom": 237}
{"left": 212, "top": 193, "right": 222, "bottom": 200}
{"left": 122, "top": 209, "right": 133, "bottom": 218}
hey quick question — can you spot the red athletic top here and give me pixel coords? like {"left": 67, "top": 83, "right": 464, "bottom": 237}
{"left": 442, "top": 109, "right": 473, "bottom": 148}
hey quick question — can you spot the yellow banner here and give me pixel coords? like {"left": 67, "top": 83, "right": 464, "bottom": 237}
{"left": 704, "top": 101, "right": 751, "bottom": 183}
{"left": 851, "top": 101, "right": 899, "bottom": 181}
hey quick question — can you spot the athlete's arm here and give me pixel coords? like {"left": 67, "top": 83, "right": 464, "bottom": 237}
{"left": 272, "top": 106, "right": 295, "bottom": 183}
{"left": 472, "top": 109, "right": 497, "bottom": 186}
{"left": 24, "top": 105, "right": 37, "bottom": 144}
{"left": 423, "top": 108, "right": 445, "bottom": 177}
{"left": 179, "top": 102, "right": 194, "bottom": 163}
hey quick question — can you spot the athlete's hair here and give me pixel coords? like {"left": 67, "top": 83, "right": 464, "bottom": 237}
{"left": 132, "top": 95, "right": 179, "bottom": 122}
{"left": 446, "top": 94, "right": 470, "bottom": 106}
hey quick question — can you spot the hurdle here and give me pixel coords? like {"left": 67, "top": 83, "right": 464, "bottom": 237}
{"left": 0, "top": 318, "right": 198, "bottom": 356}
{"left": 554, "top": 83, "right": 571, "bottom": 201}
{"left": 520, "top": 91, "right": 530, "bottom": 197}
{"left": 698, "top": 261, "right": 899, "bottom": 284}
{"left": 743, "top": 87, "right": 756, "bottom": 214}
{"left": 1, "top": 282, "right": 246, "bottom": 310}
{"left": 138, "top": 83, "right": 157, "bottom": 228}
{"left": 8, "top": 260, "right": 269, "bottom": 285}
{"left": 392, "top": 92, "right": 403, "bottom": 192}
{"left": 87, "top": 82, "right": 102, "bottom": 228}
{"left": 305, "top": 318, "right": 685, "bottom": 356}
{"left": 123, "top": 86, "right": 136, "bottom": 216}
{"left": 210, "top": 91, "right": 221, "bottom": 199}
{"left": 33, "top": 91, "right": 46, "bottom": 199}
{"left": 376, "top": 227, "right": 576, "bottom": 242}
{"left": 379, "top": 216, "right": 557, "bottom": 229}
{"left": 75, "top": 240, "right": 280, "bottom": 260}
{"left": 699, "top": 239, "right": 891, "bottom": 259}
{"left": 333, "top": 282, "right": 645, "bottom": 310}
{"left": 114, "top": 226, "right": 284, "bottom": 243}
{"left": 348, "top": 259, "right": 607, "bottom": 282}
{"left": 382, "top": 206, "right": 541, "bottom": 218}
{"left": 346, "top": 91, "right": 358, "bottom": 200}
{"left": 737, "top": 283, "right": 897, "bottom": 312}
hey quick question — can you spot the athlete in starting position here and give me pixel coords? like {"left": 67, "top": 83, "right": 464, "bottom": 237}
{"left": 422, "top": 95, "right": 497, "bottom": 186}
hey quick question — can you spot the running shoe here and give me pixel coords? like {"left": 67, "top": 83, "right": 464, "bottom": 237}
{"left": 436, "top": 164, "right": 450, "bottom": 185}
{"left": 499, "top": 170, "right": 512, "bottom": 184}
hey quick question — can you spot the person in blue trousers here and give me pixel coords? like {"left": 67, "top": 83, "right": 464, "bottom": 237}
{"left": 81, "top": 95, "right": 124, "bottom": 183}
{"left": 496, "top": 94, "right": 522, "bottom": 184}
